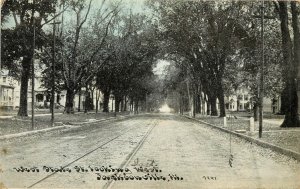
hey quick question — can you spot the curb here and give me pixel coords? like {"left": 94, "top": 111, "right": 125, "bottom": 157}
{"left": 0, "top": 113, "right": 64, "bottom": 120}
{"left": 0, "top": 114, "right": 135, "bottom": 140}
{"left": 67, "top": 115, "right": 132, "bottom": 125}
{"left": 183, "top": 115, "right": 300, "bottom": 162}
{"left": 0, "top": 115, "right": 13, "bottom": 119}
{"left": 0, "top": 125, "right": 69, "bottom": 140}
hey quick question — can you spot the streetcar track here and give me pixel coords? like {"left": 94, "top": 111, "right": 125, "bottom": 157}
{"left": 27, "top": 118, "right": 153, "bottom": 188}
{"left": 103, "top": 120, "right": 158, "bottom": 189}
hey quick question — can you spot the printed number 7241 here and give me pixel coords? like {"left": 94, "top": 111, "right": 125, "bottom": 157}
{"left": 203, "top": 176, "right": 217, "bottom": 180}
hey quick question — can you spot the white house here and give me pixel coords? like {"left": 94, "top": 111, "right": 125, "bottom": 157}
{"left": 0, "top": 67, "right": 105, "bottom": 112}
{"left": 225, "top": 87, "right": 281, "bottom": 113}
{"left": 0, "top": 70, "right": 15, "bottom": 110}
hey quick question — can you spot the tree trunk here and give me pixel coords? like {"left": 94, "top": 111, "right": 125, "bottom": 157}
{"left": 201, "top": 97, "right": 205, "bottom": 115}
{"left": 253, "top": 102, "right": 258, "bottom": 121}
{"left": 181, "top": 94, "right": 184, "bottom": 115}
{"left": 292, "top": 1, "right": 300, "bottom": 117}
{"left": 278, "top": 2, "right": 300, "bottom": 127}
{"left": 129, "top": 99, "right": 133, "bottom": 112}
{"left": 84, "top": 85, "right": 88, "bottom": 113}
{"left": 218, "top": 87, "right": 226, "bottom": 117}
{"left": 95, "top": 90, "right": 99, "bottom": 114}
{"left": 210, "top": 95, "right": 218, "bottom": 116}
{"left": 78, "top": 88, "right": 81, "bottom": 112}
{"left": 192, "top": 93, "right": 196, "bottom": 118}
{"left": 65, "top": 88, "right": 75, "bottom": 114}
{"left": 134, "top": 100, "right": 139, "bottom": 114}
{"left": 186, "top": 80, "right": 193, "bottom": 116}
{"left": 91, "top": 88, "right": 94, "bottom": 110}
{"left": 102, "top": 89, "right": 110, "bottom": 112}
{"left": 279, "top": 92, "right": 287, "bottom": 114}
{"left": 281, "top": 79, "right": 299, "bottom": 127}
{"left": 195, "top": 93, "right": 201, "bottom": 114}
{"left": 179, "top": 94, "right": 183, "bottom": 115}
{"left": 17, "top": 57, "right": 31, "bottom": 117}
{"left": 120, "top": 96, "right": 124, "bottom": 112}
{"left": 115, "top": 95, "right": 121, "bottom": 113}
{"left": 124, "top": 96, "right": 127, "bottom": 111}
{"left": 206, "top": 97, "right": 211, "bottom": 115}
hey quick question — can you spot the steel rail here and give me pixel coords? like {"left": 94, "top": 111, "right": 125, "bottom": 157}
{"left": 27, "top": 118, "right": 157, "bottom": 188}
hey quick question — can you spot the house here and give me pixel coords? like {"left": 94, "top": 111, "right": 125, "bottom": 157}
{"left": 225, "top": 87, "right": 281, "bottom": 113}
{"left": 0, "top": 70, "right": 15, "bottom": 110}
{"left": 0, "top": 67, "right": 105, "bottom": 112}
{"left": 225, "top": 88, "right": 252, "bottom": 112}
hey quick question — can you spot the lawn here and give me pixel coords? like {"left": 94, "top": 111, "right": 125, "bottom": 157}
{"left": 193, "top": 113, "right": 300, "bottom": 154}
{"left": 0, "top": 112, "right": 130, "bottom": 136}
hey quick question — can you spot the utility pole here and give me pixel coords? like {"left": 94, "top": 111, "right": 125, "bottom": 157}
{"left": 0, "top": 1, "right": 2, "bottom": 72}
{"left": 258, "top": 1, "right": 265, "bottom": 138}
{"left": 50, "top": 20, "right": 61, "bottom": 127}
{"left": 253, "top": 1, "right": 272, "bottom": 138}
{"left": 31, "top": 0, "right": 36, "bottom": 130}
{"left": 0, "top": 2, "right": 3, "bottom": 104}
{"left": 51, "top": 22, "right": 56, "bottom": 127}
{"left": 111, "top": 95, "right": 114, "bottom": 113}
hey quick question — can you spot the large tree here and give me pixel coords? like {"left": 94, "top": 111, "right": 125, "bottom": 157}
{"left": 54, "top": 0, "right": 119, "bottom": 113}
{"left": 1, "top": 0, "right": 61, "bottom": 116}
{"left": 96, "top": 12, "right": 159, "bottom": 113}
{"left": 151, "top": 1, "right": 255, "bottom": 117}
{"left": 274, "top": 1, "right": 300, "bottom": 127}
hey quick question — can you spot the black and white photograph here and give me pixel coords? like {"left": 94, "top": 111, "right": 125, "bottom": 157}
{"left": 0, "top": 0, "right": 300, "bottom": 188}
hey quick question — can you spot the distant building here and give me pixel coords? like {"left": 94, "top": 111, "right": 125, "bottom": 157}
{"left": 0, "top": 68, "right": 105, "bottom": 112}
{"left": 225, "top": 87, "right": 281, "bottom": 113}
{"left": 225, "top": 88, "right": 252, "bottom": 112}
{"left": 0, "top": 70, "right": 15, "bottom": 110}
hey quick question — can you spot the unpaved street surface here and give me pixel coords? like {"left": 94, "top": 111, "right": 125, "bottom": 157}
{"left": 1, "top": 114, "right": 299, "bottom": 189}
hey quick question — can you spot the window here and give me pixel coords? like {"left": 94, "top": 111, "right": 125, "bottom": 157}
{"left": 244, "top": 95, "right": 248, "bottom": 101}
{"left": 36, "top": 94, "right": 44, "bottom": 102}
{"left": 3, "top": 77, "right": 6, "bottom": 83}
{"left": 272, "top": 99, "right": 278, "bottom": 105}
{"left": 238, "top": 95, "right": 242, "bottom": 100}
{"left": 3, "top": 90, "right": 8, "bottom": 101}
{"left": 245, "top": 103, "right": 249, "bottom": 109}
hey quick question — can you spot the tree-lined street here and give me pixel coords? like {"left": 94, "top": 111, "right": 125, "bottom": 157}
{"left": 1, "top": 0, "right": 300, "bottom": 126}
{"left": 1, "top": 1, "right": 300, "bottom": 188}
{"left": 1, "top": 114, "right": 300, "bottom": 188}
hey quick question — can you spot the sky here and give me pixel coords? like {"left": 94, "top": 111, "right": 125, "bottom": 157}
{"left": 93, "top": 0, "right": 147, "bottom": 12}
{"left": 153, "top": 60, "right": 170, "bottom": 76}
{"left": 2, "top": 0, "right": 148, "bottom": 28}
{"left": 2, "top": 0, "right": 170, "bottom": 75}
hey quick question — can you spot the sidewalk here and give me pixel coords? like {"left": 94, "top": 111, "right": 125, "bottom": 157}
{"left": 184, "top": 113, "right": 300, "bottom": 161}
{"left": 0, "top": 108, "right": 64, "bottom": 117}
{"left": 0, "top": 111, "right": 131, "bottom": 138}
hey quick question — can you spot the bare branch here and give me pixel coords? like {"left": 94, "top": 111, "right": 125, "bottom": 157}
{"left": 78, "top": 0, "right": 93, "bottom": 32}
{"left": 273, "top": 0, "right": 280, "bottom": 13}
{"left": 41, "top": 5, "right": 69, "bottom": 27}
{"left": 89, "top": 10, "right": 119, "bottom": 62}
{"left": 12, "top": 11, "right": 19, "bottom": 26}
{"left": 98, "top": 0, "right": 107, "bottom": 13}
